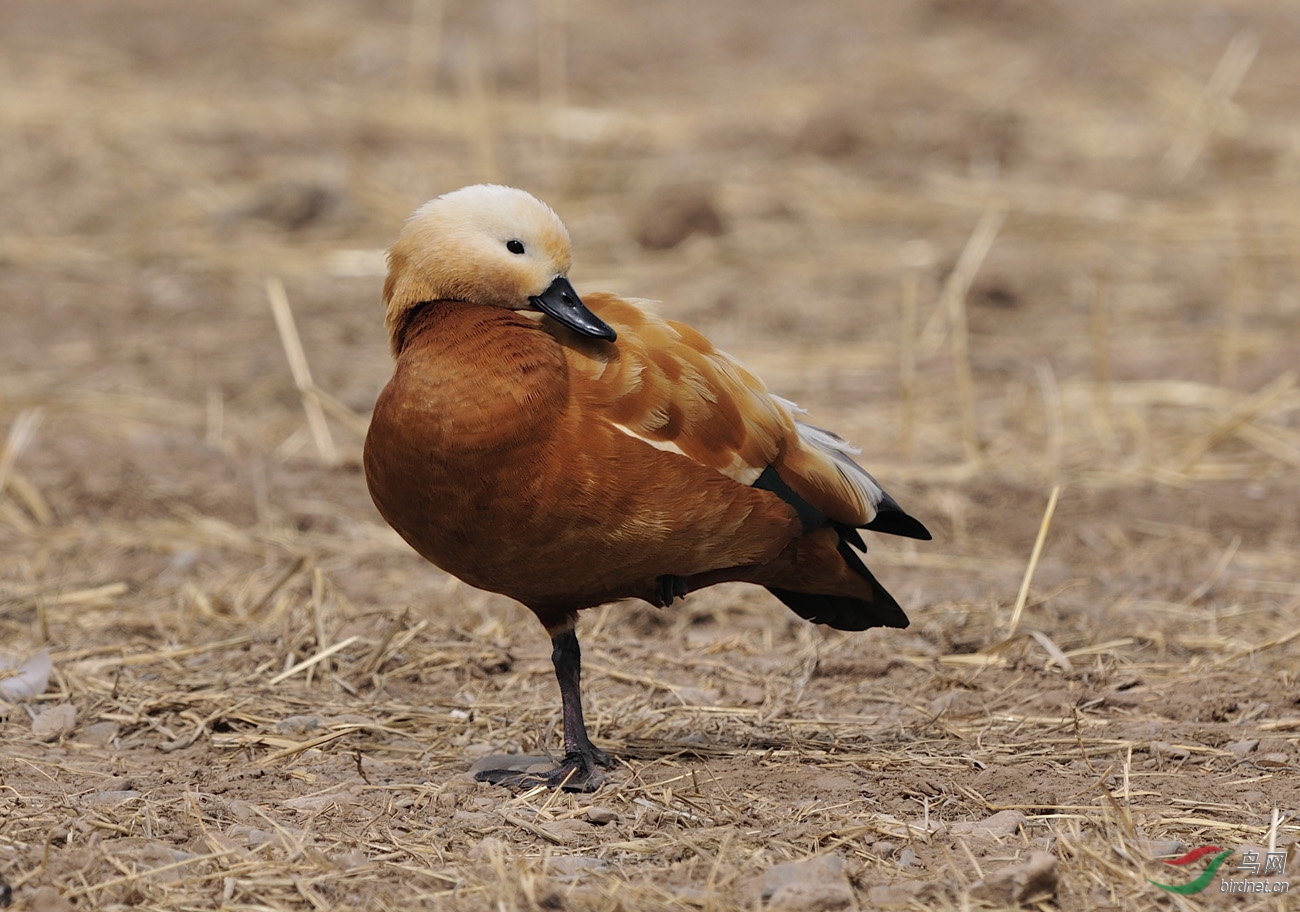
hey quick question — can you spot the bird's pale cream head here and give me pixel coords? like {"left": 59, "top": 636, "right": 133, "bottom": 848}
{"left": 383, "top": 185, "right": 577, "bottom": 352}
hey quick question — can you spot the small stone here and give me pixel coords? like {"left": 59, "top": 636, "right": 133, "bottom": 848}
{"left": 633, "top": 183, "right": 724, "bottom": 251}
{"left": 538, "top": 819, "right": 590, "bottom": 845}
{"left": 1148, "top": 741, "right": 1189, "bottom": 761}
{"left": 971, "top": 851, "right": 1058, "bottom": 905}
{"left": 585, "top": 806, "right": 619, "bottom": 825}
{"left": 1242, "top": 790, "right": 1268, "bottom": 805}
{"left": 275, "top": 715, "right": 323, "bottom": 736}
{"left": 1143, "top": 839, "right": 1187, "bottom": 859}
{"left": 929, "top": 690, "right": 978, "bottom": 716}
{"left": 547, "top": 855, "right": 607, "bottom": 877}
{"left": 32, "top": 703, "right": 76, "bottom": 741}
{"left": 950, "top": 809, "right": 1025, "bottom": 839}
{"left": 728, "top": 683, "right": 767, "bottom": 705}
{"left": 763, "top": 855, "right": 853, "bottom": 911}
{"left": 897, "top": 847, "right": 922, "bottom": 868}
{"left": 462, "top": 742, "right": 497, "bottom": 760}
{"left": 331, "top": 850, "right": 368, "bottom": 870}
{"left": 26, "top": 886, "right": 73, "bottom": 912}
{"left": 82, "top": 790, "right": 142, "bottom": 806}
{"left": 451, "top": 810, "right": 496, "bottom": 830}
{"left": 1256, "top": 752, "right": 1290, "bottom": 769}
{"left": 792, "top": 112, "right": 863, "bottom": 158}
{"left": 225, "top": 825, "right": 274, "bottom": 848}
{"left": 468, "top": 837, "right": 508, "bottom": 861}
{"left": 78, "top": 721, "right": 120, "bottom": 746}
{"left": 1226, "top": 739, "right": 1259, "bottom": 758}
{"left": 281, "top": 787, "right": 359, "bottom": 812}
{"left": 867, "top": 881, "right": 930, "bottom": 906}
{"left": 242, "top": 180, "right": 338, "bottom": 232}
{"left": 1115, "top": 721, "right": 1160, "bottom": 740}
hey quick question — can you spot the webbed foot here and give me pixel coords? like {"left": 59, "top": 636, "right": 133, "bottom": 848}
{"left": 475, "top": 749, "right": 608, "bottom": 792}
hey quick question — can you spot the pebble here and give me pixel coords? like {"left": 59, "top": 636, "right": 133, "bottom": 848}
{"left": 539, "top": 819, "right": 590, "bottom": 845}
{"left": 971, "top": 851, "right": 1058, "bottom": 904}
{"left": 227, "top": 826, "right": 277, "bottom": 849}
{"left": 866, "top": 881, "right": 929, "bottom": 906}
{"left": 275, "top": 715, "right": 323, "bottom": 736}
{"left": 462, "top": 742, "right": 498, "bottom": 760}
{"left": 82, "top": 790, "right": 142, "bottom": 807}
{"left": 1143, "top": 839, "right": 1187, "bottom": 859}
{"left": 281, "top": 787, "right": 359, "bottom": 812}
{"left": 78, "top": 721, "right": 120, "bottom": 747}
{"left": 949, "top": 809, "right": 1025, "bottom": 839}
{"left": 26, "top": 886, "right": 73, "bottom": 912}
{"left": 1148, "top": 741, "right": 1190, "bottom": 761}
{"left": 1256, "top": 752, "right": 1290, "bottom": 768}
{"left": 468, "top": 837, "right": 508, "bottom": 860}
{"left": 1226, "top": 739, "right": 1259, "bottom": 758}
{"left": 547, "top": 856, "right": 607, "bottom": 876}
{"left": 792, "top": 111, "right": 863, "bottom": 158}
{"left": 761, "top": 854, "right": 854, "bottom": 912}
{"left": 585, "top": 806, "right": 619, "bottom": 825}
{"left": 31, "top": 703, "right": 76, "bottom": 741}
{"left": 451, "top": 810, "right": 496, "bottom": 830}
{"left": 633, "top": 183, "right": 724, "bottom": 251}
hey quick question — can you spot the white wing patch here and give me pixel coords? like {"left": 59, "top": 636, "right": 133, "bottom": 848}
{"left": 795, "top": 420, "right": 885, "bottom": 517}
{"left": 609, "top": 423, "right": 763, "bottom": 486}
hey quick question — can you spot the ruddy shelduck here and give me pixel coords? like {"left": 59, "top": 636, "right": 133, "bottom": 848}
{"left": 364, "top": 185, "right": 931, "bottom": 791}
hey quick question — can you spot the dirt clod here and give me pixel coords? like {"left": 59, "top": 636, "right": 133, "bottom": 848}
{"left": 761, "top": 854, "right": 854, "bottom": 910}
{"left": 633, "top": 183, "right": 724, "bottom": 250}
{"left": 30, "top": 704, "right": 76, "bottom": 742}
{"left": 971, "top": 851, "right": 1058, "bottom": 905}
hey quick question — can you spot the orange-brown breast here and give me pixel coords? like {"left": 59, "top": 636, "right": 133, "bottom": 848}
{"left": 363, "top": 300, "right": 802, "bottom": 629}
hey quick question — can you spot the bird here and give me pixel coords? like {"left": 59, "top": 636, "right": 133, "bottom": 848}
{"left": 363, "top": 184, "right": 931, "bottom": 791}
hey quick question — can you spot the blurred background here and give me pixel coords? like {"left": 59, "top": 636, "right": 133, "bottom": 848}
{"left": 4, "top": 0, "right": 1298, "bottom": 610}
{"left": 2, "top": 1, "right": 1300, "bottom": 906}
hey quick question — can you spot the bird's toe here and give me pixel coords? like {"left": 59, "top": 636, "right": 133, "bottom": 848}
{"left": 473, "top": 751, "right": 607, "bottom": 792}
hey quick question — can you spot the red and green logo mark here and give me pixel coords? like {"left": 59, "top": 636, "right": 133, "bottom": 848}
{"left": 1148, "top": 846, "right": 1235, "bottom": 894}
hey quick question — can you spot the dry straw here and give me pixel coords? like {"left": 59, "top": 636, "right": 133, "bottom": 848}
{"left": 1161, "top": 30, "right": 1259, "bottom": 182}
{"left": 266, "top": 277, "right": 340, "bottom": 467}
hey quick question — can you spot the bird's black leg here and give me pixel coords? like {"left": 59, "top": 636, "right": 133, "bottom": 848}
{"left": 475, "top": 628, "right": 611, "bottom": 792}
{"left": 548, "top": 629, "right": 611, "bottom": 787}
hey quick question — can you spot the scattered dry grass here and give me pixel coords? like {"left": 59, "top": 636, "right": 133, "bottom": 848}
{"left": 2, "top": 0, "right": 1300, "bottom": 909}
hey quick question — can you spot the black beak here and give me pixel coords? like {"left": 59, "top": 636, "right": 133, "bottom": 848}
{"left": 528, "top": 276, "right": 617, "bottom": 342}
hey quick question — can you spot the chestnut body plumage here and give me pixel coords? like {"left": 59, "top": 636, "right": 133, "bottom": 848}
{"left": 364, "top": 185, "right": 930, "bottom": 790}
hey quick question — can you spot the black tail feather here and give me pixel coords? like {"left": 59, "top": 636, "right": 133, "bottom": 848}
{"left": 751, "top": 464, "right": 925, "bottom": 630}
{"left": 864, "top": 490, "right": 932, "bottom": 540}
{"left": 768, "top": 534, "right": 910, "bottom": 630}
{"left": 765, "top": 581, "right": 909, "bottom": 631}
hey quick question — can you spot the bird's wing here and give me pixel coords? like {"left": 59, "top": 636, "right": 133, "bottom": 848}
{"left": 551, "top": 293, "right": 894, "bottom": 528}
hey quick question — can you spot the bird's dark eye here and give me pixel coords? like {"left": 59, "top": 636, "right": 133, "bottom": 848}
{"left": 506, "top": 239, "right": 525, "bottom": 255}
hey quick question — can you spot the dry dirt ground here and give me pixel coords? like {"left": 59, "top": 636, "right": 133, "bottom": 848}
{"left": 3, "top": 1, "right": 1300, "bottom": 909}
